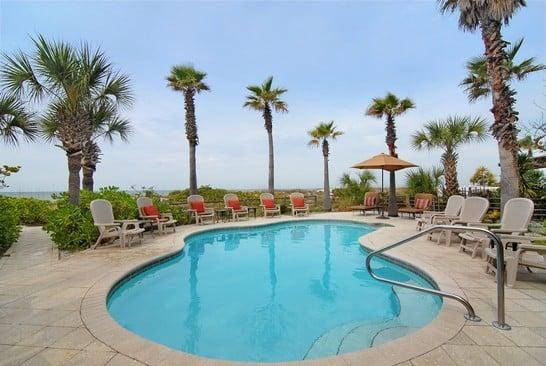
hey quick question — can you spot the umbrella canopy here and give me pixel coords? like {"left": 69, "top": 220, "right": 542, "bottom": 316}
{"left": 351, "top": 153, "right": 417, "bottom": 172}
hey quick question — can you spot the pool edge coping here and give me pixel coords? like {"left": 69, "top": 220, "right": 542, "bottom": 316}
{"left": 81, "top": 216, "right": 467, "bottom": 366}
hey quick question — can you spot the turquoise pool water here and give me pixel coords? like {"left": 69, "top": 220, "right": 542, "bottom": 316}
{"left": 108, "top": 220, "right": 441, "bottom": 362}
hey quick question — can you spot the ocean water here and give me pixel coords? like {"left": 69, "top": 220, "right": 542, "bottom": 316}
{"left": 108, "top": 220, "right": 441, "bottom": 362}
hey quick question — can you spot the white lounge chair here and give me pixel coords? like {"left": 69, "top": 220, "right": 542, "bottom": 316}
{"left": 434, "top": 196, "right": 489, "bottom": 246}
{"left": 224, "top": 194, "right": 249, "bottom": 221}
{"left": 90, "top": 199, "right": 144, "bottom": 249}
{"left": 259, "top": 193, "right": 281, "bottom": 217}
{"left": 290, "top": 192, "right": 309, "bottom": 216}
{"left": 136, "top": 196, "right": 177, "bottom": 234}
{"left": 459, "top": 198, "right": 534, "bottom": 259}
{"left": 416, "top": 195, "right": 464, "bottom": 231}
{"left": 187, "top": 195, "right": 215, "bottom": 225}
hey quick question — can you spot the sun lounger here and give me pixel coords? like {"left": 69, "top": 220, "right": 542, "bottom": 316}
{"left": 187, "top": 195, "right": 215, "bottom": 224}
{"left": 289, "top": 192, "right": 309, "bottom": 216}
{"left": 224, "top": 194, "right": 249, "bottom": 221}
{"left": 137, "top": 196, "right": 177, "bottom": 233}
{"left": 416, "top": 195, "right": 464, "bottom": 231}
{"left": 90, "top": 199, "right": 144, "bottom": 249}
{"left": 350, "top": 191, "right": 380, "bottom": 216}
{"left": 398, "top": 193, "right": 434, "bottom": 218}
{"left": 260, "top": 193, "right": 281, "bottom": 217}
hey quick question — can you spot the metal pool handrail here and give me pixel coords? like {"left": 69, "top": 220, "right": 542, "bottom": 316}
{"left": 365, "top": 225, "right": 511, "bottom": 330}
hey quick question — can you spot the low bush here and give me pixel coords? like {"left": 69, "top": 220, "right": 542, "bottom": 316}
{"left": 45, "top": 205, "right": 97, "bottom": 251}
{"left": 11, "top": 197, "right": 53, "bottom": 226}
{"left": 0, "top": 197, "right": 21, "bottom": 255}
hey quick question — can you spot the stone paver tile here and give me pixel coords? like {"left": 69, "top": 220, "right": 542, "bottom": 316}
{"left": 523, "top": 347, "right": 546, "bottom": 365}
{"left": 410, "top": 347, "right": 456, "bottom": 365}
{"left": 441, "top": 345, "right": 499, "bottom": 366}
{"left": 509, "top": 312, "right": 546, "bottom": 327}
{"left": 105, "top": 353, "right": 146, "bottom": 366}
{"left": 500, "top": 326, "right": 546, "bottom": 347}
{"left": 513, "top": 299, "right": 546, "bottom": 312}
{"left": 0, "top": 295, "right": 19, "bottom": 306}
{"left": 51, "top": 327, "right": 95, "bottom": 350}
{"left": 51, "top": 311, "right": 82, "bottom": 327}
{"left": 17, "top": 326, "right": 75, "bottom": 347}
{"left": 446, "top": 331, "right": 476, "bottom": 345}
{"left": 0, "top": 324, "right": 43, "bottom": 345}
{"left": 462, "top": 326, "right": 515, "bottom": 346}
{"left": 64, "top": 350, "right": 116, "bottom": 366}
{"left": 85, "top": 340, "right": 114, "bottom": 352}
{"left": 21, "top": 348, "right": 79, "bottom": 365}
{"left": 482, "top": 346, "right": 543, "bottom": 366}
{"left": 0, "top": 345, "right": 42, "bottom": 366}
{"left": 531, "top": 327, "right": 546, "bottom": 338}
{"left": 521, "top": 289, "right": 546, "bottom": 300}
{"left": 20, "top": 309, "right": 71, "bottom": 326}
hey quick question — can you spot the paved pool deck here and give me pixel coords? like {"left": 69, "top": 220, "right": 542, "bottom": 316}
{"left": 1, "top": 212, "right": 545, "bottom": 366}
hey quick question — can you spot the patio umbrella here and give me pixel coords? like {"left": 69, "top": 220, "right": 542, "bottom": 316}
{"left": 351, "top": 153, "right": 417, "bottom": 219}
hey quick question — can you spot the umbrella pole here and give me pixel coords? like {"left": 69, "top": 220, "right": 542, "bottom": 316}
{"left": 376, "top": 168, "right": 389, "bottom": 219}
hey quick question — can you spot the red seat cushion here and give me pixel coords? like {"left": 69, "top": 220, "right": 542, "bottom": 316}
{"left": 415, "top": 198, "right": 430, "bottom": 210}
{"left": 292, "top": 197, "right": 305, "bottom": 208}
{"left": 143, "top": 205, "right": 160, "bottom": 218}
{"left": 364, "top": 196, "right": 376, "bottom": 206}
{"left": 228, "top": 199, "right": 241, "bottom": 210}
{"left": 190, "top": 201, "right": 205, "bottom": 213}
{"left": 262, "top": 198, "right": 276, "bottom": 209}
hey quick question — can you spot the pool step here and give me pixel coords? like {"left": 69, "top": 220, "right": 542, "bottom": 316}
{"left": 303, "top": 286, "right": 440, "bottom": 359}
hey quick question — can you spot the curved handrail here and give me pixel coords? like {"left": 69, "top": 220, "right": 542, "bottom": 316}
{"left": 365, "top": 224, "right": 511, "bottom": 330}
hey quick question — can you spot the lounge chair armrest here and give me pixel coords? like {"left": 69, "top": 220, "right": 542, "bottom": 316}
{"left": 465, "top": 223, "right": 489, "bottom": 229}
{"left": 161, "top": 212, "right": 174, "bottom": 220}
{"left": 500, "top": 235, "right": 546, "bottom": 242}
{"left": 140, "top": 215, "right": 159, "bottom": 220}
{"left": 492, "top": 229, "right": 528, "bottom": 234}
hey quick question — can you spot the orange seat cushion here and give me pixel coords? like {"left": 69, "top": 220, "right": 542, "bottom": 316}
{"left": 292, "top": 197, "right": 305, "bottom": 208}
{"left": 415, "top": 198, "right": 430, "bottom": 210}
{"left": 262, "top": 198, "right": 276, "bottom": 209}
{"left": 364, "top": 196, "right": 376, "bottom": 206}
{"left": 190, "top": 201, "right": 205, "bottom": 213}
{"left": 143, "top": 205, "right": 160, "bottom": 218}
{"left": 228, "top": 199, "right": 242, "bottom": 210}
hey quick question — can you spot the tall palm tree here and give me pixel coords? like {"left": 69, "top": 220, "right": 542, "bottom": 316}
{"left": 244, "top": 76, "right": 288, "bottom": 193}
{"left": 439, "top": 0, "right": 526, "bottom": 209}
{"left": 461, "top": 38, "right": 545, "bottom": 101}
{"left": 366, "top": 92, "right": 415, "bottom": 216}
{"left": 0, "top": 94, "right": 38, "bottom": 145}
{"left": 308, "top": 121, "right": 343, "bottom": 211}
{"left": 1, "top": 35, "right": 133, "bottom": 204}
{"left": 167, "top": 65, "right": 210, "bottom": 195}
{"left": 412, "top": 116, "right": 487, "bottom": 196}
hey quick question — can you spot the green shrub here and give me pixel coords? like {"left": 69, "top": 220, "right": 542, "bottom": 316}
{"left": 0, "top": 197, "right": 21, "bottom": 255}
{"left": 45, "top": 205, "right": 97, "bottom": 251}
{"left": 11, "top": 197, "right": 53, "bottom": 225}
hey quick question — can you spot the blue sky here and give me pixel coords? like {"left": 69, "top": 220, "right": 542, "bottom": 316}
{"left": 1, "top": 0, "right": 545, "bottom": 192}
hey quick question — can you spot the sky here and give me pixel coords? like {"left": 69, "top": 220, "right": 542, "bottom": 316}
{"left": 1, "top": 0, "right": 545, "bottom": 192}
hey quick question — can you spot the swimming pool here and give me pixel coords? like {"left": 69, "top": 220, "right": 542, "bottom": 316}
{"left": 107, "top": 220, "right": 442, "bottom": 362}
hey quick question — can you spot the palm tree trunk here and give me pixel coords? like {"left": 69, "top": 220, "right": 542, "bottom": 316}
{"left": 67, "top": 151, "right": 81, "bottom": 205}
{"left": 263, "top": 104, "right": 274, "bottom": 193}
{"left": 82, "top": 166, "right": 94, "bottom": 191}
{"left": 442, "top": 151, "right": 459, "bottom": 197}
{"left": 322, "top": 140, "right": 331, "bottom": 211}
{"left": 184, "top": 90, "right": 198, "bottom": 195}
{"left": 385, "top": 114, "right": 397, "bottom": 157}
{"left": 388, "top": 171, "right": 397, "bottom": 216}
{"left": 481, "top": 19, "right": 520, "bottom": 208}
{"left": 188, "top": 142, "right": 197, "bottom": 195}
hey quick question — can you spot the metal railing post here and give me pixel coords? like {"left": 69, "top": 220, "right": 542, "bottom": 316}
{"left": 365, "top": 225, "right": 511, "bottom": 330}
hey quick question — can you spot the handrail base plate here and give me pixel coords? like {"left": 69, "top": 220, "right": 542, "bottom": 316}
{"left": 492, "top": 321, "right": 511, "bottom": 331}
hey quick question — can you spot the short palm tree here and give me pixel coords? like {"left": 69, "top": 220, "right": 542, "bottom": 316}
{"left": 470, "top": 166, "right": 497, "bottom": 189}
{"left": 405, "top": 167, "right": 445, "bottom": 197}
{"left": 366, "top": 92, "right": 415, "bottom": 216}
{"left": 244, "top": 76, "right": 288, "bottom": 193}
{"left": 461, "top": 38, "right": 545, "bottom": 102}
{"left": 1, "top": 35, "right": 133, "bottom": 204}
{"left": 412, "top": 116, "right": 487, "bottom": 196}
{"left": 308, "top": 121, "right": 343, "bottom": 211}
{"left": 167, "top": 64, "right": 210, "bottom": 195}
{"left": 0, "top": 94, "right": 38, "bottom": 145}
{"left": 439, "top": 0, "right": 526, "bottom": 209}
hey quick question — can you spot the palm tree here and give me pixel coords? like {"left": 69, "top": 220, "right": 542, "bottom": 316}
{"left": 405, "top": 167, "right": 445, "bottom": 197}
{"left": 308, "top": 121, "right": 343, "bottom": 211}
{"left": 244, "top": 76, "right": 288, "bottom": 193}
{"left": 461, "top": 38, "right": 545, "bottom": 102}
{"left": 0, "top": 94, "right": 38, "bottom": 145}
{"left": 412, "top": 116, "right": 487, "bottom": 196}
{"left": 439, "top": 0, "right": 526, "bottom": 209}
{"left": 1, "top": 35, "right": 133, "bottom": 204}
{"left": 366, "top": 92, "right": 415, "bottom": 216}
{"left": 470, "top": 166, "right": 497, "bottom": 189}
{"left": 167, "top": 65, "right": 210, "bottom": 195}
{"left": 339, "top": 171, "right": 376, "bottom": 204}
